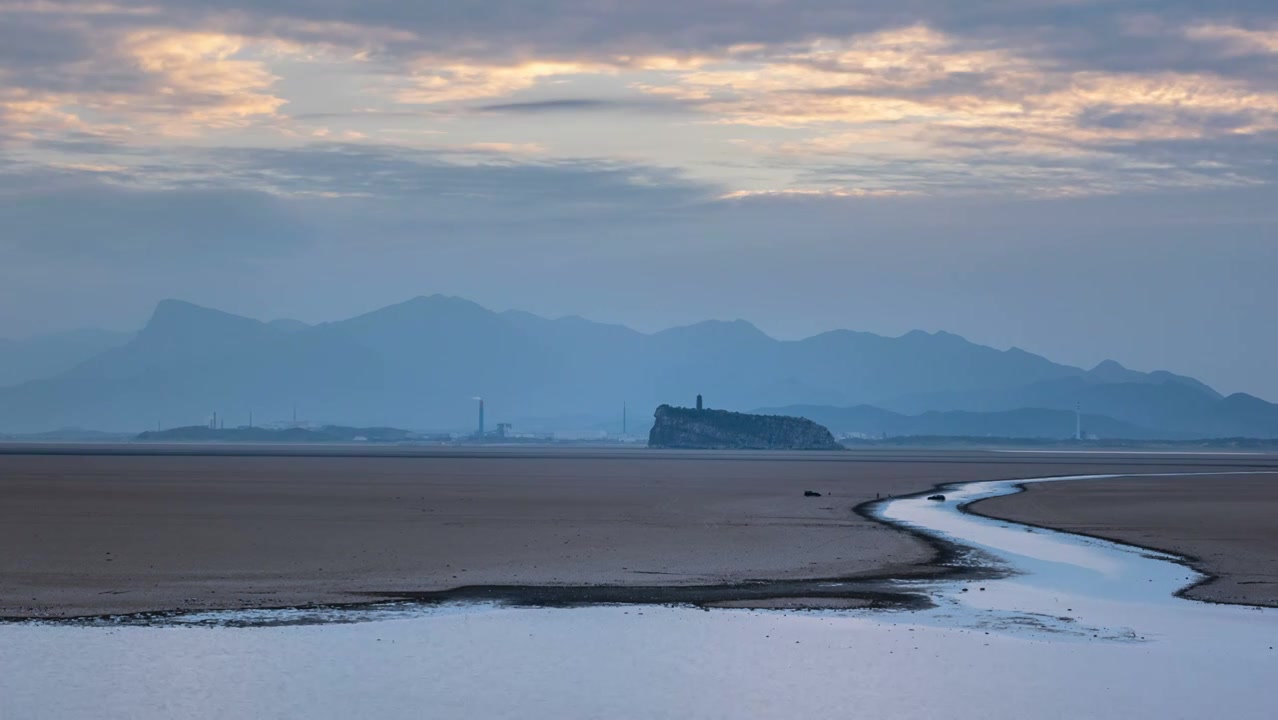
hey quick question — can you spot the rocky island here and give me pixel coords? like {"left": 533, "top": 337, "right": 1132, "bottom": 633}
{"left": 648, "top": 400, "right": 843, "bottom": 450}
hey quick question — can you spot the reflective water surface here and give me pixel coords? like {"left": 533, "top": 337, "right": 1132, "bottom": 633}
{"left": 3, "top": 475, "right": 1276, "bottom": 719}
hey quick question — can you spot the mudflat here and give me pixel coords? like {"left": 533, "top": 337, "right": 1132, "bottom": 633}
{"left": 1, "top": 446, "right": 1274, "bottom": 617}
{"left": 970, "top": 472, "right": 1278, "bottom": 607}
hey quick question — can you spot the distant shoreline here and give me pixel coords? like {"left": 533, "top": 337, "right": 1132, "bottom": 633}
{"left": 5, "top": 434, "right": 1278, "bottom": 454}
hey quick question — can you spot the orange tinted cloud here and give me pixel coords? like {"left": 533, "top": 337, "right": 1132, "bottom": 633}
{"left": 1186, "top": 24, "right": 1278, "bottom": 56}
{"left": 5, "top": 11, "right": 1276, "bottom": 199}
{"left": 0, "top": 29, "right": 288, "bottom": 141}
{"left": 397, "top": 60, "right": 618, "bottom": 104}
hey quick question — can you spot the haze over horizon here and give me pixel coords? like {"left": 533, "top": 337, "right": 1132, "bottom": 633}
{"left": 4, "top": 291, "right": 1275, "bottom": 403}
{"left": 2, "top": 1, "right": 1275, "bottom": 400}
{"left": 4, "top": 293, "right": 1277, "bottom": 440}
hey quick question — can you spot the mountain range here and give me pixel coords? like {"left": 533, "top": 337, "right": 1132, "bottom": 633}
{"left": 0, "top": 294, "right": 1274, "bottom": 439}
{"left": 754, "top": 405, "right": 1168, "bottom": 441}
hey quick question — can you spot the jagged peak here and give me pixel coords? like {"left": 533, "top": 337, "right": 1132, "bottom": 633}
{"left": 1092, "top": 359, "right": 1128, "bottom": 372}
{"left": 1222, "top": 392, "right": 1270, "bottom": 406}
{"left": 499, "top": 309, "right": 644, "bottom": 341}
{"left": 657, "top": 318, "right": 770, "bottom": 340}
{"left": 402, "top": 294, "right": 489, "bottom": 311}
{"left": 144, "top": 299, "right": 260, "bottom": 331}
{"left": 343, "top": 294, "right": 496, "bottom": 326}
{"left": 798, "top": 328, "right": 880, "bottom": 346}
{"left": 898, "top": 329, "right": 969, "bottom": 344}
{"left": 133, "top": 300, "right": 270, "bottom": 351}
{"left": 151, "top": 298, "right": 208, "bottom": 317}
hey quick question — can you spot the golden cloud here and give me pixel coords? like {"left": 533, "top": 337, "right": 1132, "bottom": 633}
{"left": 460, "top": 142, "right": 547, "bottom": 155}
{"left": 397, "top": 60, "right": 619, "bottom": 104}
{"left": 118, "top": 30, "right": 287, "bottom": 128}
{"left": 719, "top": 187, "right": 917, "bottom": 200}
{"left": 1186, "top": 24, "right": 1278, "bottom": 56}
{"left": 394, "top": 52, "right": 718, "bottom": 105}
{"left": 0, "top": 29, "right": 289, "bottom": 142}
{"left": 629, "top": 24, "right": 1278, "bottom": 178}
{"left": 6, "top": 15, "right": 1275, "bottom": 199}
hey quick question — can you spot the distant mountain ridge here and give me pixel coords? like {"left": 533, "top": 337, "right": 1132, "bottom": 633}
{"left": 0, "top": 294, "right": 1272, "bottom": 438}
{"left": 755, "top": 404, "right": 1173, "bottom": 441}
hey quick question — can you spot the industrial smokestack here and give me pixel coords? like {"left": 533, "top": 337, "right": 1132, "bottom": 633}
{"left": 473, "top": 397, "right": 485, "bottom": 438}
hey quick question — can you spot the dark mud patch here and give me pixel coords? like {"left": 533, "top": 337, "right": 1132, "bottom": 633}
{"left": 5, "top": 583, "right": 933, "bottom": 628}
{"left": 358, "top": 578, "right": 940, "bottom": 613}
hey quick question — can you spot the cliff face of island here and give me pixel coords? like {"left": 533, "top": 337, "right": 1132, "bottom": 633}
{"left": 648, "top": 405, "right": 843, "bottom": 450}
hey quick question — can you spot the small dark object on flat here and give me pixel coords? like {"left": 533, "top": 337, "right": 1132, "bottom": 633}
{"left": 804, "top": 491, "right": 822, "bottom": 497}
{"left": 927, "top": 494, "right": 946, "bottom": 502}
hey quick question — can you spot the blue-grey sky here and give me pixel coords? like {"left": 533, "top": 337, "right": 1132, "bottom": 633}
{"left": 1, "top": 0, "right": 1276, "bottom": 399}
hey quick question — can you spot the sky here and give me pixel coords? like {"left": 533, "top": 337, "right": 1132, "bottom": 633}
{"left": 1, "top": 0, "right": 1276, "bottom": 399}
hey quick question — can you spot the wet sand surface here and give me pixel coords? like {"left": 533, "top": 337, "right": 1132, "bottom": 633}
{"left": 8, "top": 461, "right": 1278, "bottom": 720}
{"left": 1, "top": 446, "right": 1275, "bottom": 617}
{"left": 970, "top": 471, "right": 1278, "bottom": 607}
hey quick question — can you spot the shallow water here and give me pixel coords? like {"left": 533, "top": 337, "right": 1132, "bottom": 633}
{"left": 3, "top": 474, "right": 1276, "bottom": 719}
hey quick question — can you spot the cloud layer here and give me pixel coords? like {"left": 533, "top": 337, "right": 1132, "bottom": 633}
{"left": 3, "top": 0, "right": 1276, "bottom": 199}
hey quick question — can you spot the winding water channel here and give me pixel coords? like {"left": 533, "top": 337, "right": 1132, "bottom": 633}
{"left": 3, "top": 474, "right": 1276, "bottom": 718}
